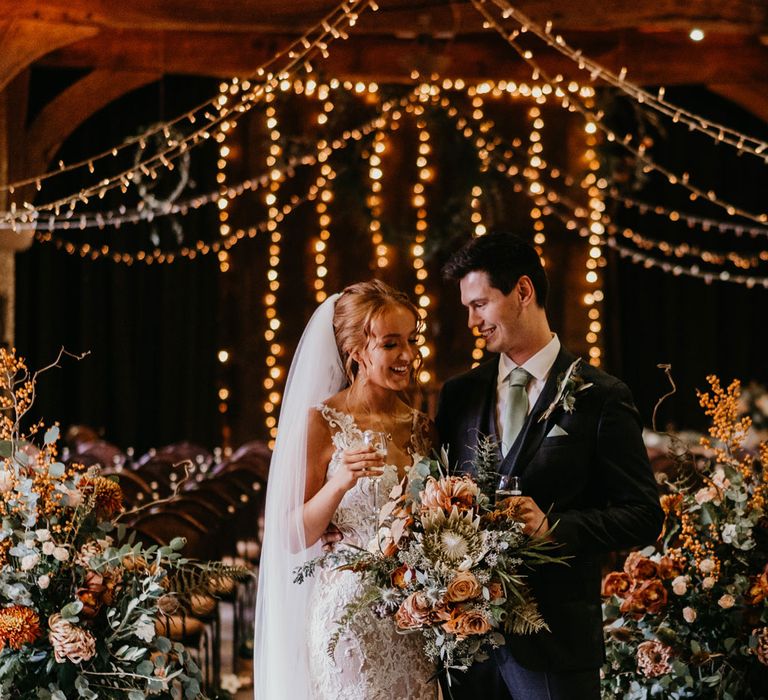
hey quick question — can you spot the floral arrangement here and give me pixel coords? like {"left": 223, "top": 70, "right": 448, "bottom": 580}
{"left": 294, "top": 440, "right": 564, "bottom": 686}
{"left": 0, "top": 348, "right": 248, "bottom": 699}
{"left": 601, "top": 375, "right": 768, "bottom": 699}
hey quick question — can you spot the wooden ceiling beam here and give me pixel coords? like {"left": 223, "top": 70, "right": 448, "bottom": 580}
{"left": 24, "top": 69, "right": 161, "bottom": 178}
{"left": 38, "top": 30, "right": 768, "bottom": 87}
{"left": 0, "top": 19, "right": 97, "bottom": 93}
{"left": 0, "top": 0, "right": 764, "bottom": 35}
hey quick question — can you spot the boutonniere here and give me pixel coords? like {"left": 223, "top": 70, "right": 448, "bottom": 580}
{"left": 538, "top": 358, "right": 594, "bottom": 423}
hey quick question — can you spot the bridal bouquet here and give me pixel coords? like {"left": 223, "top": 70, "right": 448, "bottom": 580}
{"left": 295, "top": 438, "right": 564, "bottom": 683}
{"left": 602, "top": 376, "right": 768, "bottom": 699}
{"left": 0, "top": 349, "right": 247, "bottom": 699}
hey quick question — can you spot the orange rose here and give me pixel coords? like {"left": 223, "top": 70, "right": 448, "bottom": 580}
{"left": 487, "top": 582, "right": 505, "bottom": 602}
{"left": 391, "top": 564, "right": 413, "bottom": 589}
{"left": 634, "top": 579, "right": 668, "bottom": 615}
{"left": 619, "top": 592, "right": 646, "bottom": 620}
{"left": 395, "top": 592, "right": 432, "bottom": 630}
{"left": 602, "top": 572, "right": 632, "bottom": 598}
{"left": 657, "top": 555, "right": 685, "bottom": 580}
{"left": 445, "top": 572, "right": 482, "bottom": 603}
{"left": 443, "top": 609, "right": 492, "bottom": 639}
{"left": 624, "top": 552, "right": 658, "bottom": 581}
{"left": 745, "top": 576, "right": 767, "bottom": 606}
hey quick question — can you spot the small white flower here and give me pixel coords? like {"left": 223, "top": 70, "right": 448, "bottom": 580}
{"left": 20, "top": 552, "right": 40, "bottom": 571}
{"left": 702, "top": 576, "right": 716, "bottom": 590}
{"left": 694, "top": 487, "right": 716, "bottom": 505}
{"left": 718, "top": 594, "right": 735, "bottom": 609}
{"left": 721, "top": 523, "right": 737, "bottom": 544}
{"left": 135, "top": 618, "right": 156, "bottom": 643}
{"left": 699, "top": 558, "right": 715, "bottom": 574}
{"left": 711, "top": 468, "right": 730, "bottom": 490}
{"left": 37, "top": 574, "right": 50, "bottom": 590}
{"left": 42, "top": 541, "right": 55, "bottom": 556}
{"left": 682, "top": 606, "right": 697, "bottom": 623}
{"left": 35, "top": 528, "right": 51, "bottom": 542}
{"left": 53, "top": 546, "right": 70, "bottom": 562}
{"left": 672, "top": 576, "right": 687, "bottom": 595}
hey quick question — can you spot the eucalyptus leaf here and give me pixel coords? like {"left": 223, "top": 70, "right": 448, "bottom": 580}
{"left": 48, "top": 462, "right": 65, "bottom": 478}
{"left": 44, "top": 426, "right": 60, "bottom": 445}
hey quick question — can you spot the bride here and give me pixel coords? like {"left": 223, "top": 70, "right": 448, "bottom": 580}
{"left": 253, "top": 280, "right": 439, "bottom": 699}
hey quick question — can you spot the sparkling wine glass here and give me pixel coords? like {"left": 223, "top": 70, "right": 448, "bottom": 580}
{"left": 363, "top": 430, "right": 388, "bottom": 525}
{"left": 496, "top": 474, "right": 522, "bottom": 502}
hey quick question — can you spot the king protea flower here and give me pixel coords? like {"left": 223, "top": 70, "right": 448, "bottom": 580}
{"left": 420, "top": 506, "right": 485, "bottom": 569}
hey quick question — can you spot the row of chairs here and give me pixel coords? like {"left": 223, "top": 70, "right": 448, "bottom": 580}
{"left": 69, "top": 439, "right": 270, "bottom": 692}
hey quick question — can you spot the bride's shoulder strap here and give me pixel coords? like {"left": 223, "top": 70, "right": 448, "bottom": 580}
{"left": 317, "top": 403, "right": 354, "bottom": 433}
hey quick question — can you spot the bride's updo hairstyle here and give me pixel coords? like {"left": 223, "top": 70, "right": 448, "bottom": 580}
{"left": 333, "top": 279, "right": 421, "bottom": 384}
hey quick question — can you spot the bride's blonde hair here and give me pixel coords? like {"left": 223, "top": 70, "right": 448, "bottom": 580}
{"left": 333, "top": 279, "right": 422, "bottom": 384}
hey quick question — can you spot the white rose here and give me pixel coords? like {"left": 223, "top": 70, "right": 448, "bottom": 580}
{"left": 53, "top": 546, "right": 70, "bottom": 562}
{"left": 718, "top": 594, "right": 735, "bottom": 609}
{"left": 683, "top": 606, "right": 697, "bottom": 623}
{"left": 699, "top": 558, "right": 715, "bottom": 574}
{"left": 42, "top": 541, "right": 55, "bottom": 556}
{"left": 35, "top": 528, "right": 51, "bottom": 542}
{"left": 37, "top": 574, "right": 50, "bottom": 590}
{"left": 20, "top": 552, "right": 40, "bottom": 571}
{"left": 672, "top": 576, "right": 688, "bottom": 595}
{"left": 702, "top": 576, "right": 716, "bottom": 590}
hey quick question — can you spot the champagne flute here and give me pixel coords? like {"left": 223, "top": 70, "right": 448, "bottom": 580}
{"left": 363, "top": 430, "right": 388, "bottom": 526}
{"left": 496, "top": 474, "right": 522, "bottom": 501}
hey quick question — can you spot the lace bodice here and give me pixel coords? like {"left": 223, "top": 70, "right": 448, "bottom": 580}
{"left": 306, "top": 404, "right": 437, "bottom": 700}
{"left": 319, "top": 404, "right": 428, "bottom": 548}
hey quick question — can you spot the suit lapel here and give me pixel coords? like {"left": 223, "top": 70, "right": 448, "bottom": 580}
{"left": 501, "top": 348, "right": 577, "bottom": 477}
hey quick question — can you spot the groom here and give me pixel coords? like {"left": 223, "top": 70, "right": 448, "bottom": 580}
{"left": 436, "top": 231, "right": 663, "bottom": 700}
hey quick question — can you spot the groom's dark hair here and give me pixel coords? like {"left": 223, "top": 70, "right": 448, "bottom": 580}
{"left": 442, "top": 231, "right": 549, "bottom": 307}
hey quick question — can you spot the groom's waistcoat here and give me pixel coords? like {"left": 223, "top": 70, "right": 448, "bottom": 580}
{"left": 435, "top": 347, "right": 663, "bottom": 672}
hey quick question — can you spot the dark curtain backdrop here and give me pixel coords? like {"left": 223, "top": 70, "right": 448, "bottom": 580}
{"left": 602, "top": 87, "right": 768, "bottom": 429}
{"left": 15, "top": 73, "right": 221, "bottom": 453}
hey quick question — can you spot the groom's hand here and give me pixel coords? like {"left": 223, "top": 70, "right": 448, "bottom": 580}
{"left": 509, "top": 497, "right": 550, "bottom": 538}
{"left": 321, "top": 523, "right": 344, "bottom": 552}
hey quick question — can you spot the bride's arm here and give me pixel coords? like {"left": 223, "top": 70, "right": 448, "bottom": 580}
{"left": 302, "top": 409, "right": 384, "bottom": 547}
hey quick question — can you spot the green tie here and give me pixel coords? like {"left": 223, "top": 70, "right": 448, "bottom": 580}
{"left": 501, "top": 367, "right": 531, "bottom": 456}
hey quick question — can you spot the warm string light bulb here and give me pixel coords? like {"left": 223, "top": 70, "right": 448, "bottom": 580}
{"left": 411, "top": 110, "right": 434, "bottom": 385}
{"left": 367, "top": 131, "right": 389, "bottom": 269}
{"left": 216, "top": 84, "right": 236, "bottom": 274}
{"left": 582, "top": 123, "right": 607, "bottom": 367}
{"left": 313, "top": 85, "right": 335, "bottom": 303}
{"left": 527, "top": 106, "right": 547, "bottom": 263}
{"left": 263, "top": 94, "right": 284, "bottom": 447}
{"left": 469, "top": 184, "right": 487, "bottom": 367}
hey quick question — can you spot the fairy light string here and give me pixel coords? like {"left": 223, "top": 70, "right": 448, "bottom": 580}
{"left": 474, "top": 0, "right": 768, "bottom": 162}
{"left": 470, "top": 0, "right": 768, "bottom": 226}
{"left": 1, "top": 0, "right": 378, "bottom": 227}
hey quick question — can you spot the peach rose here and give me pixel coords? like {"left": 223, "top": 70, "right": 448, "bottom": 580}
{"left": 718, "top": 594, "right": 735, "bottom": 609}
{"left": 395, "top": 592, "right": 432, "bottom": 630}
{"left": 623, "top": 552, "right": 658, "bottom": 581}
{"left": 671, "top": 576, "right": 688, "bottom": 596}
{"left": 602, "top": 572, "right": 632, "bottom": 598}
{"left": 445, "top": 572, "right": 482, "bottom": 603}
{"left": 443, "top": 609, "right": 492, "bottom": 639}
{"left": 682, "top": 607, "right": 697, "bottom": 623}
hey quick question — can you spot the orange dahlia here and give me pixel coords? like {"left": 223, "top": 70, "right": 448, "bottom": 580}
{"left": 79, "top": 476, "right": 124, "bottom": 517}
{"left": 0, "top": 605, "right": 42, "bottom": 651}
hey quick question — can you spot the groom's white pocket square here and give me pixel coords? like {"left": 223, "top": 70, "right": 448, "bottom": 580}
{"left": 545, "top": 424, "right": 568, "bottom": 438}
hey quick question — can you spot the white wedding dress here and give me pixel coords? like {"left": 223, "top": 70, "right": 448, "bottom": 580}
{"left": 306, "top": 404, "right": 438, "bottom": 700}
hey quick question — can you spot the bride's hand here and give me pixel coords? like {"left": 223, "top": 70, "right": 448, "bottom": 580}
{"left": 333, "top": 446, "right": 385, "bottom": 491}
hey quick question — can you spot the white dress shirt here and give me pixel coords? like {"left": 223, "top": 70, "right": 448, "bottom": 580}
{"left": 496, "top": 334, "right": 561, "bottom": 446}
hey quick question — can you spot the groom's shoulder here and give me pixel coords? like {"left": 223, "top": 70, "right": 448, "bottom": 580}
{"left": 441, "top": 358, "right": 497, "bottom": 391}
{"left": 575, "top": 359, "right": 634, "bottom": 402}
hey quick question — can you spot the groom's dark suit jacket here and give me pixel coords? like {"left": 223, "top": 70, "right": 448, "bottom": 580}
{"left": 436, "top": 347, "right": 663, "bottom": 673}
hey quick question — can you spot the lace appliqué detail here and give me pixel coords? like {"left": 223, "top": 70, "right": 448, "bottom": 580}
{"left": 306, "top": 405, "right": 437, "bottom": 700}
